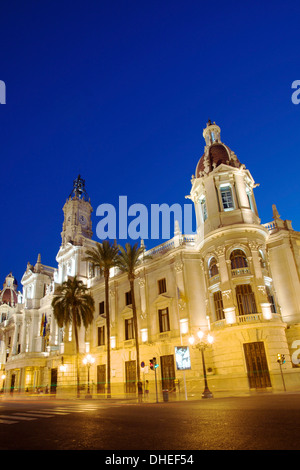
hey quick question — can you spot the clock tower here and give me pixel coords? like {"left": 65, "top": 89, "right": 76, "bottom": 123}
{"left": 61, "top": 175, "right": 93, "bottom": 246}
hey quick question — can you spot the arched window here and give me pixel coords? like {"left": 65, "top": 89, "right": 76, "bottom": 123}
{"left": 230, "top": 249, "right": 248, "bottom": 269}
{"left": 208, "top": 257, "right": 218, "bottom": 278}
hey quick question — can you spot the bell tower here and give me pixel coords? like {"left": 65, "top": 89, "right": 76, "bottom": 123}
{"left": 190, "top": 120, "right": 260, "bottom": 240}
{"left": 61, "top": 175, "right": 93, "bottom": 246}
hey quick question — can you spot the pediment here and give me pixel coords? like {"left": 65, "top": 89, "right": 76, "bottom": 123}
{"left": 152, "top": 293, "right": 173, "bottom": 306}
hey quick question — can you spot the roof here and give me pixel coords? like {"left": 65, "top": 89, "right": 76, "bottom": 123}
{"left": 195, "top": 142, "right": 241, "bottom": 177}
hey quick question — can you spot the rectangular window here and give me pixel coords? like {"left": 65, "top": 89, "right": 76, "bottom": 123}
{"left": 125, "top": 318, "right": 134, "bottom": 340}
{"left": 220, "top": 185, "right": 234, "bottom": 210}
{"left": 236, "top": 284, "right": 257, "bottom": 315}
{"left": 158, "top": 278, "right": 167, "bottom": 294}
{"left": 158, "top": 307, "right": 170, "bottom": 333}
{"left": 199, "top": 196, "right": 208, "bottom": 221}
{"left": 213, "top": 291, "right": 225, "bottom": 321}
{"left": 97, "top": 326, "right": 105, "bottom": 346}
{"left": 246, "top": 188, "right": 254, "bottom": 211}
{"left": 99, "top": 301, "right": 105, "bottom": 316}
{"left": 125, "top": 290, "right": 132, "bottom": 306}
{"left": 266, "top": 286, "right": 277, "bottom": 313}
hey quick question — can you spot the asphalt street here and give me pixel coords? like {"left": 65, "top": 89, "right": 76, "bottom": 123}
{"left": 0, "top": 393, "right": 300, "bottom": 451}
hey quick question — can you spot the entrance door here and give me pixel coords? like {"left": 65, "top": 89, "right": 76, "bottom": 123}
{"left": 97, "top": 364, "right": 106, "bottom": 394}
{"left": 160, "top": 355, "right": 176, "bottom": 392}
{"left": 243, "top": 342, "right": 271, "bottom": 389}
{"left": 125, "top": 360, "right": 136, "bottom": 393}
{"left": 50, "top": 368, "right": 58, "bottom": 394}
{"left": 10, "top": 374, "right": 16, "bottom": 394}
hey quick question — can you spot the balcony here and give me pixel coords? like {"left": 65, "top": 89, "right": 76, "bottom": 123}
{"left": 231, "top": 267, "right": 251, "bottom": 277}
{"left": 211, "top": 313, "right": 282, "bottom": 330}
{"left": 209, "top": 274, "right": 220, "bottom": 285}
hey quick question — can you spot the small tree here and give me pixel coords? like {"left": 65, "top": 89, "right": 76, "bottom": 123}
{"left": 51, "top": 276, "right": 95, "bottom": 397}
{"left": 116, "top": 242, "right": 151, "bottom": 383}
{"left": 83, "top": 240, "right": 119, "bottom": 398}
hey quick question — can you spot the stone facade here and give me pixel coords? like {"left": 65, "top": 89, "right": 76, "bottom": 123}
{"left": 1, "top": 123, "right": 300, "bottom": 399}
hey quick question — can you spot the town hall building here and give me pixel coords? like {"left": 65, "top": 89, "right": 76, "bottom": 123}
{"left": 1, "top": 120, "right": 300, "bottom": 398}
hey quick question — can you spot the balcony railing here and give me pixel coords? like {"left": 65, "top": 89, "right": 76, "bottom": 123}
{"left": 237, "top": 313, "right": 261, "bottom": 323}
{"left": 231, "top": 267, "right": 251, "bottom": 277}
{"left": 211, "top": 312, "right": 282, "bottom": 330}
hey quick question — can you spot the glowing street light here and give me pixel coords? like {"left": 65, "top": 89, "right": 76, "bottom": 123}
{"left": 83, "top": 354, "right": 95, "bottom": 398}
{"left": 189, "top": 329, "right": 214, "bottom": 399}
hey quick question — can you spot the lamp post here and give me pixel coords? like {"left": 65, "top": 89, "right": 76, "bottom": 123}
{"left": 83, "top": 354, "right": 95, "bottom": 399}
{"left": 189, "top": 329, "right": 214, "bottom": 399}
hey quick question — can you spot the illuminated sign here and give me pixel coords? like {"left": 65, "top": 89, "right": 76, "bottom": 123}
{"left": 175, "top": 346, "right": 191, "bottom": 370}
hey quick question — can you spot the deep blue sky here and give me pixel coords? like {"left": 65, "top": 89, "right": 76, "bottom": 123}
{"left": 1, "top": 0, "right": 300, "bottom": 286}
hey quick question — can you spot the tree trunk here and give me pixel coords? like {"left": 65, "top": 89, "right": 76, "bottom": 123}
{"left": 130, "top": 278, "right": 140, "bottom": 383}
{"left": 105, "top": 270, "right": 111, "bottom": 398}
{"left": 73, "top": 310, "right": 80, "bottom": 398}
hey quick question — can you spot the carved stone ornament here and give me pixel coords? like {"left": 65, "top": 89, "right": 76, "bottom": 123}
{"left": 174, "top": 261, "right": 183, "bottom": 273}
{"left": 222, "top": 290, "right": 231, "bottom": 300}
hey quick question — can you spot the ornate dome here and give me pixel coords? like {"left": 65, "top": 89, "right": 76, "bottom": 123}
{"left": 0, "top": 288, "right": 18, "bottom": 306}
{"left": 0, "top": 273, "right": 19, "bottom": 306}
{"left": 195, "top": 121, "right": 242, "bottom": 178}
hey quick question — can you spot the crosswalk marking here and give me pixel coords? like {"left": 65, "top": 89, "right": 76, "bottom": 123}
{"left": 53, "top": 408, "right": 84, "bottom": 413}
{"left": 0, "top": 404, "right": 107, "bottom": 424}
{"left": 0, "top": 414, "right": 36, "bottom": 421}
{"left": 34, "top": 410, "right": 69, "bottom": 415}
{"left": 0, "top": 418, "right": 18, "bottom": 424}
{"left": 13, "top": 412, "right": 55, "bottom": 418}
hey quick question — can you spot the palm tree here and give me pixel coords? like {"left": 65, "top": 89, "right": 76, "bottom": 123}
{"left": 51, "top": 276, "right": 95, "bottom": 397}
{"left": 83, "top": 240, "right": 119, "bottom": 398}
{"left": 116, "top": 242, "right": 151, "bottom": 384}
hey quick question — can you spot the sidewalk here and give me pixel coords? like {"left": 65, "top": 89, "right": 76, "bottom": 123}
{"left": 2, "top": 387, "right": 293, "bottom": 403}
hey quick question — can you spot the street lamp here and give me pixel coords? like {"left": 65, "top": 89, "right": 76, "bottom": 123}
{"left": 83, "top": 353, "right": 95, "bottom": 398}
{"left": 189, "top": 329, "right": 214, "bottom": 399}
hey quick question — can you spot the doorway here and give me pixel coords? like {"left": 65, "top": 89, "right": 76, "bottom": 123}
{"left": 97, "top": 364, "right": 106, "bottom": 394}
{"left": 243, "top": 342, "right": 271, "bottom": 389}
{"left": 50, "top": 367, "right": 58, "bottom": 394}
{"left": 10, "top": 374, "right": 16, "bottom": 394}
{"left": 125, "top": 360, "right": 136, "bottom": 393}
{"left": 160, "top": 355, "right": 176, "bottom": 392}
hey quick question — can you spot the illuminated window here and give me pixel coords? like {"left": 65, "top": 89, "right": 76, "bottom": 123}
{"left": 180, "top": 318, "right": 189, "bottom": 335}
{"left": 246, "top": 187, "right": 254, "bottom": 211}
{"left": 199, "top": 195, "right": 208, "bottom": 221}
{"left": 220, "top": 185, "right": 234, "bottom": 210}
{"left": 141, "top": 328, "right": 148, "bottom": 342}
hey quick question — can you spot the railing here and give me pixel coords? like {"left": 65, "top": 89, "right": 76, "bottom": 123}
{"left": 209, "top": 274, "right": 220, "bottom": 285}
{"left": 211, "top": 312, "right": 283, "bottom": 330}
{"left": 237, "top": 313, "right": 262, "bottom": 323}
{"left": 231, "top": 267, "right": 251, "bottom": 277}
{"left": 262, "top": 221, "right": 277, "bottom": 233}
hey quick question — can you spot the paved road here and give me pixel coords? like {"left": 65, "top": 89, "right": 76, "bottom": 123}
{"left": 0, "top": 393, "right": 300, "bottom": 451}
